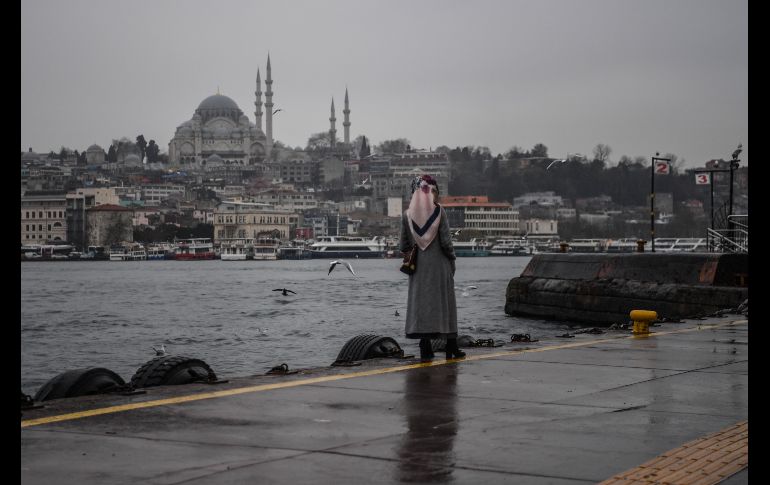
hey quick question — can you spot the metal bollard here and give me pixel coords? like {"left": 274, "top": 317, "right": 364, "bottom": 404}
{"left": 630, "top": 310, "right": 657, "bottom": 336}
{"left": 636, "top": 240, "right": 647, "bottom": 253}
{"left": 559, "top": 242, "right": 569, "bottom": 253}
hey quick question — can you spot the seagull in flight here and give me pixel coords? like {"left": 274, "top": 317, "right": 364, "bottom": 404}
{"left": 152, "top": 345, "right": 167, "bottom": 356}
{"left": 273, "top": 108, "right": 283, "bottom": 115}
{"left": 546, "top": 159, "right": 568, "bottom": 170}
{"left": 328, "top": 260, "right": 357, "bottom": 276}
{"left": 272, "top": 288, "right": 296, "bottom": 296}
{"left": 455, "top": 285, "right": 478, "bottom": 297}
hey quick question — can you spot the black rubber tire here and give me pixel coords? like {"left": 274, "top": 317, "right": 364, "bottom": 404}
{"left": 34, "top": 367, "right": 126, "bottom": 402}
{"left": 334, "top": 334, "right": 403, "bottom": 364}
{"left": 130, "top": 355, "right": 216, "bottom": 388}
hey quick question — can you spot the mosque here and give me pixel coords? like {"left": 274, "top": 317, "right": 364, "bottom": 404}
{"left": 168, "top": 54, "right": 352, "bottom": 169}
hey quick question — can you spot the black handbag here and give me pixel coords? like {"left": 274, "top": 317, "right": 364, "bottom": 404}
{"left": 400, "top": 245, "right": 418, "bottom": 275}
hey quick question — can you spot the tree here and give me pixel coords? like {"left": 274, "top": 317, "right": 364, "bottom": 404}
{"left": 592, "top": 143, "right": 612, "bottom": 164}
{"left": 107, "top": 145, "right": 117, "bottom": 163}
{"left": 506, "top": 146, "right": 525, "bottom": 159}
{"left": 136, "top": 135, "right": 147, "bottom": 161}
{"left": 530, "top": 143, "right": 548, "bottom": 158}
{"left": 146, "top": 140, "right": 160, "bottom": 163}
{"left": 306, "top": 132, "right": 332, "bottom": 153}
{"left": 375, "top": 138, "right": 410, "bottom": 155}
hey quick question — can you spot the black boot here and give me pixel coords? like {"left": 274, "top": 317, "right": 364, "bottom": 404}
{"left": 445, "top": 338, "right": 466, "bottom": 360}
{"left": 419, "top": 338, "right": 435, "bottom": 362}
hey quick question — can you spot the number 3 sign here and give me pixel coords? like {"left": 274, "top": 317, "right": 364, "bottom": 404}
{"left": 695, "top": 173, "right": 711, "bottom": 185}
{"left": 654, "top": 161, "right": 670, "bottom": 174}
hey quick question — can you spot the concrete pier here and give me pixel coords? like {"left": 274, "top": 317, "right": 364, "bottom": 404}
{"left": 21, "top": 315, "right": 748, "bottom": 484}
{"left": 506, "top": 253, "right": 748, "bottom": 324}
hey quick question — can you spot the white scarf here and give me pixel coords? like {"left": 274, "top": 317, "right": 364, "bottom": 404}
{"left": 406, "top": 181, "right": 441, "bottom": 250}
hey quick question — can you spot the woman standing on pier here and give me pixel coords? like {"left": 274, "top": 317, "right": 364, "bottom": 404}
{"left": 400, "top": 174, "right": 464, "bottom": 362}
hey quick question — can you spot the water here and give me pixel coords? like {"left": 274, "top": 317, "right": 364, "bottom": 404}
{"left": 21, "top": 256, "right": 574, "bottom": 395}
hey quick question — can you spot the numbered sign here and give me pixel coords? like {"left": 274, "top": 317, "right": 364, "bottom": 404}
{"left": 654, "top": 161, "right": 670, "bottom": 175}
{"left": 695, "top": 173, "right": 711, "bottom": 185}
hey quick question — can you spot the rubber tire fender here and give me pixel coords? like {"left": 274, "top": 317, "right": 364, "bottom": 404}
{"left": 130, "top": 355, "right": 216, "bottom": 389}
{"left": 34, "top": 367, "right": 126, "bottom": 402}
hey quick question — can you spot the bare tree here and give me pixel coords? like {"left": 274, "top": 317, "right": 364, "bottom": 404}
{"left": 592, "top": 143, "right": 612, "bottom": 164}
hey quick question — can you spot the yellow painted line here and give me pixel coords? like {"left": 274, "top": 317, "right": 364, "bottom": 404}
{"left": 598, "top": 420, "right": 748, "bottom": 485}
{"left": 21, "top": 320, "right": 746, "bottom": 428}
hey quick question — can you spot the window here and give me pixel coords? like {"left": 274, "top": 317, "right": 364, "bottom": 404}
{"left": 31, "top": 212, "right": 35, "bottom": 219}
{"left": 39, "top": 211, "right": 43, "bottom": 218}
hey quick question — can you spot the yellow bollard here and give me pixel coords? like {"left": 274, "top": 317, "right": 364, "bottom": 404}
{"left": 630, "top": 310, "right": 657, "bottom": 336}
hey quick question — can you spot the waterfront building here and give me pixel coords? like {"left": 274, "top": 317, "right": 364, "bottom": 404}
{"left": 213, "top": 201, "right": 297, "bottom": 242}
{"left": 21, "top": 191, "right": 68, "bottom": 243}
{"left": 86, "top": 204, "right": 134, "bottom": 247}
{"left": 522, "top": 218, "right": 559, "bottom": 238}
{"left": 440, "top": 195, "right": 520, "bottom": 238}
{"left": 73, "top": 187, "right": 120, "bottom": 206}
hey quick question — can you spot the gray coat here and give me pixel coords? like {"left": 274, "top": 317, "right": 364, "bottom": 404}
{"left": 399, "top": 206, "right": 457, "bottom": 339}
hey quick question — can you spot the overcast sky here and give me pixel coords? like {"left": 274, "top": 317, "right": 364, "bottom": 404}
{"left": 21, "top": 0, "right": 747, "bottom": 167}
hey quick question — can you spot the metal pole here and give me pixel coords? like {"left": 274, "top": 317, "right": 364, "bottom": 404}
{"left": 650, "top": 158, "right": 655, "bottom": 253}
{"left": 728, "top": 162, "right": 735, "bottom": 232}
{"left": 710, "top": 176, "right": 714, "bottom": 230}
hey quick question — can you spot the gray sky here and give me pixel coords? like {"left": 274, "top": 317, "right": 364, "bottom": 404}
{"left": 21, "top": 0, "right": 747, "bottom": 167}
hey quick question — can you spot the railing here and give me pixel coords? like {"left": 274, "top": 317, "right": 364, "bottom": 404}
{"left": 707, "top": 215, "right": 748, "bottom": 253}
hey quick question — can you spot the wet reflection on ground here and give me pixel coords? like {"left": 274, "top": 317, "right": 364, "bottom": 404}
{"left": 396, "top": 364, "right": 459, "bottom": 482}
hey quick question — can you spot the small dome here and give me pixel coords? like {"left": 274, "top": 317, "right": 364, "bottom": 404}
{"left": 197, "top": 94, "right": 240, "bottom": 111}
{"left": 124, "top": 154, "right": 142, "bottom": 165}
{"left": 86, "top": 144, "right": 103, "bottom": 152}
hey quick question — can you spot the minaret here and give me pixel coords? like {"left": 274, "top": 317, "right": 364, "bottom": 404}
{"left": 254, "top": 68, "right": 263, "bottom": 132}
{"left": 329, "top": 97, "right": 337, "bottom": 149}
{"left": 343, "top": 87, "right": 351, "bottom": 145}
{"left": 265, "top": 54, "right": 274, "bottom": 156}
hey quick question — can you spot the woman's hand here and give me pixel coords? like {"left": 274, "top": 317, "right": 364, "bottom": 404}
{"left": 450, "top": 259, "right": 456, "bottom": 277}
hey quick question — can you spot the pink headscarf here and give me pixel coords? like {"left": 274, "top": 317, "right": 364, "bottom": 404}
{"left": 406, "top": 175, "right": 441, "bottom": 250}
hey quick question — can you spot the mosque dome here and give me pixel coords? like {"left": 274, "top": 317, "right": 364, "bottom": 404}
{"left": 124, "top": 154, "right": 142, "bottom": 165}
{"left": 86, "top": 144, "right": 103, "bottom": 152}
{"left": 197, "top": 94, "right": 240, "bottom": 112}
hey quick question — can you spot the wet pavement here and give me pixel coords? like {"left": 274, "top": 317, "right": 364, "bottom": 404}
{"left": 21, "top": 316, "right": 748, "bottom": 484}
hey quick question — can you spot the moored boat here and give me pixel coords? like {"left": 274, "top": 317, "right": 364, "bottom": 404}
{"left": 453, "top": 238, "right": 491, "bottom": 257}
{"left": 307, "top": 236, "right": 386, "bottom": 259}
{"left": 174, "top": 238, "right": 216, "bottom": 260}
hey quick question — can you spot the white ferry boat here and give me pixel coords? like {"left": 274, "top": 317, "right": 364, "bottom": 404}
{"left": 174, "top": 238, "right": 216, "bottom": 261}
{"left": 453, "top": 238, "right": 491, "bottom": 257}
{"left": 308, "top": 236, "right": 386, "bottom": 259}
{"left": 109, "top": 244, "right": 147, "bottom": 261}
{"left": 490, "top": 238, "right": 529, "bottom": 256}
{"left": 252, "top": 236, "right": 280, "bottom": 261}
{"left": 146, "top": 244, "right": 172, "bottom": 260}
{"left": 606, "top": 238, "right": 641, "bottom": 252}
{"left": 567, "top": 239, "right": 607, "bottom": 253}
{"left": 219, "top": 238, "right": 253, "bottom": 261}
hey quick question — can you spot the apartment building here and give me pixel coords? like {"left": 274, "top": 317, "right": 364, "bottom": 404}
{"left": 440, "top": 196, "right": 520, "bottom": 237}
{"left": 21, "top": 191, "right": 68, "bottom": 243}
{"left": 213, "top": 201, "right": 298, "bottom": 242}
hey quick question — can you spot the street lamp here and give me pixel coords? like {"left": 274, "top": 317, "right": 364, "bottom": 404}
{"left": 650, "top": 152, "right": 671, "bottom": 253}
{"left": 728, "top": 143, "right": 742, "bottom": 230}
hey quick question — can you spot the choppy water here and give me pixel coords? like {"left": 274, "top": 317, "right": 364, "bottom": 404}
{"left": 21, "top": 256, "right": 575, "bottom": 395}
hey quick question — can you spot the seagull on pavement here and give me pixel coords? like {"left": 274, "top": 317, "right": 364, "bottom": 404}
{"left": 328, "top": 260, "right": 356, "bottom": 276}
{"left": 272, "top": 288, "right": 296, "bottom": 296}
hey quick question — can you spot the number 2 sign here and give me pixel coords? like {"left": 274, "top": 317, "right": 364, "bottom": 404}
{"left": 695, "top": 173, "right": 711, "bottom": 185}
{"left": 654, "top": 161, "right": 670, "bottom": 175}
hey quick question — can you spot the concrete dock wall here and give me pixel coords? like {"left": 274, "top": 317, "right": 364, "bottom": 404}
{"left": 505, "top": 253, "right": 748, "bottom": 325}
